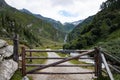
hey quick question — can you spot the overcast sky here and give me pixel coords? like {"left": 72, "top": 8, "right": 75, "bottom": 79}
{"left": 5, "top": 0, "right": 107, "bottom": 23}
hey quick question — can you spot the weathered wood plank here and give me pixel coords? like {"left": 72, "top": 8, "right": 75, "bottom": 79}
{"left": 25, "top": 49, "right": 91, "bottom": 53}
{"left": 108, "top": 64, "right": 120, "bottom": 74}
{"left": 25, "top": 57, "right": 94, "bottom": 59}
{"left": 21, "top": 47, "right": 26, "bottom": 77}
{"left": 25, "top": 64, "right": 94, "bottom": 67}
{"left": 101, "top": 53, "right": 114, "bottom": 80}
{"left": 102, "top": 51, "right": 120, "bottom": 64}
{"left": 27, "top": 71, "right": 95, "bottom": 74}
{"left": 13, "top": 34, "right": 19, "bottom": 62}
{"left": 94, "top": 47, "right": 102, "bottom": 78}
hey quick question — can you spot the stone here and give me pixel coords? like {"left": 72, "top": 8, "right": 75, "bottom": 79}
{"left": 0, "top": 39, "right": 7, "bottom": 48}
{"left": 3, "top": 45, "right": 13, "bottom": 58}
{"left": 0, "top": 59, "right": 18, "bottom": 80}
{"left": 0, "top": 45, "right": 13, "bottom": 58}
{"left": 0, "top": 39, "right": 18, "bottom": 80}
{"left": 0, "top": 54, "right": 4, "bottom": 62}
{"left": 22, "top": 76, "right": 29, "bottom": 80}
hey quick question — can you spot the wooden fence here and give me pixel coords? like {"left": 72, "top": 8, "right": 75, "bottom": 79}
{"left": 20, "top": 47, "right": 118, "bottom": 80}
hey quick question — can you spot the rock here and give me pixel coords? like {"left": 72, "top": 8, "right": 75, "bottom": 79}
{"left": 0, "top": 39, "right": 18, "bottom": 80}
{"left": 3, "top": 45, "right": 13, "bottom": 58}
{"left": 0, "top": 54, "right": 4, "bottom": 62}
{"left": 0, "top": 59, "right": 18, "bottom": 80}
{"left": 0, "top": 45, "right": 13, "bottom": 59}
{"left": 22, "top": 76, "right": 29, "bottom": 80}
{"left": 0, "top": 39, "right": 7, "bottom": 48}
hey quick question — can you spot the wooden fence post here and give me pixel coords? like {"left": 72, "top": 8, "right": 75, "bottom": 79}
{"left": 29, "top": 47, "right": 32, "bottom": 62}
{"left": 21, "top": 47, "right": 26, "bottom": 77}
{"left": 94, "top": 47, "right": 102, "bottom": 79}
{"left": 13, "top": 34, "right": 19, "bottom": 62}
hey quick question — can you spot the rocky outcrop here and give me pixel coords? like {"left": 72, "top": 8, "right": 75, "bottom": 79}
{"left": 0, "top": 39, "right": 18, "bottom": 80}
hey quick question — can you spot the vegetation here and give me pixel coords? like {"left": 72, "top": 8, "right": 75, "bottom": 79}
{"left": 0, "top": 2, "right": 65, "bottom": 48}
{"left": 26, "top": 51, "right": 48, "bottom": 71}
{"left": 64, "top": 0, "right": 120, "bottom": 58}
{"left": 10, "top": 70, "right": 23, "bottom": 80}
{"left": 94, "top": 74, "right": 120, "bottom": 80}
{"left": 10, "top": 70, "right": 33, "bottom": 80}
{"left": 64, "top": 0, "right": 120, "bottom": 79}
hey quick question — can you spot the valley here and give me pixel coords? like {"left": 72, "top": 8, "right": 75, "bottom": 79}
{"left": 0, "top": 0, "right": 120, "bottom": 80}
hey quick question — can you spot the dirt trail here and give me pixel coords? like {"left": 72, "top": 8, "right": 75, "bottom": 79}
{"left": 28, "top": 51, "right": 94, "bottom": 80}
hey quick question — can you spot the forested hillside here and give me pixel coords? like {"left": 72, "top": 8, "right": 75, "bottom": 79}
{"left": 0, "top": 0, "right": 65, "bottom": 47}
{"left": 64, "top": 0, "right": 120, "bottom": 57}
{"left": 20, "top": 8, "right": 78, "bottom": 33}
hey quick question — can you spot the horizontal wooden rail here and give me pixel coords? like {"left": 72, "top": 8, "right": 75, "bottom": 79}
{"left": 102, "top": 51, "right": 120, "bottom": 64}
{"left": 108, "top": 64, "right": 120, "bottom": 74}
{"left": 25, "top": 57, "right": 94, "bottom": 59}
{"left": 27, "top": 71, "right": 95, "bottom": 74}
{"left": 25, "top": 49, "right": 91, "bottom": 53}
{"left": 25, "top": 64, "right": 94, "bottom": 67}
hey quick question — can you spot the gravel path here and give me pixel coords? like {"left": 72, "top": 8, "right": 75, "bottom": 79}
{"left": 28, "top": 51, "right": 94, "bottom": 80}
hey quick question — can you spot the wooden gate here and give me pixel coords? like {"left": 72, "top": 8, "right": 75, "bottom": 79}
{"left": 21, "top": 47, "right": 115, "bottom": 80}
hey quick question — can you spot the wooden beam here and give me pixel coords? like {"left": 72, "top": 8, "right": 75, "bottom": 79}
{"left": 21, "top": 47, "right": 26, "bottom": 77}
{"left": 94, "top": 47, "right": 102, "bottom": 78}
{"left": 25, "top": 64, "right": 94, "bottom": 67}
{"left": 101, "top": 53, "right": 114, "bottom": 80}
{"left": 102, "top": 51, "right": 120, "bottom": 64}
{"left": 25, "top": 49, "right": 91, "bottom": 53}
{"left": 13, "top": 34, "right": 19, "bottom": 62}
{"left": 108, "top": 64, "right": 120, "bottom": 74}
{"left": 25, "top": 57, "right": 94, "bottom": 59}
{"left": 26, "top": 50, "right": 95, "bottom": 73}
{"left": 27, "top": 71, "right": 95, "bottom": 74}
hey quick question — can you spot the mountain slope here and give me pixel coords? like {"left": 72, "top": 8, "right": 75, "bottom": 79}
{"left": 20, "top": 9, "right": 83, "bottom": 33}
{"left": 20, "top": 9, "right": 65, "bottom": 32}
{"left": 0, "top": 0, "right": 65, "bottom": 47}
{"left": 67, "top": 16, "right": 94, "bottom": 42}
{"left": 63, "top": 20, "right": 84, "bottom": 33}
{"left": 64, "top": 0, "right": 120, "bottom": 57}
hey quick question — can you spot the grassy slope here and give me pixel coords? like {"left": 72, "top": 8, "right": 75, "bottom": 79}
{"left": 0, "top": 6, "right": 65, "bottom": 47}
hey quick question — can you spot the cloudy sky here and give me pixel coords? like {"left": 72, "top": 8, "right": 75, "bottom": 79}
{"left": 5, "top": 0, "right": 106, "bottom": 23}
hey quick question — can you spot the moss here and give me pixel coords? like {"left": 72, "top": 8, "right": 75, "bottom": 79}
{"left": 10, "top": 70, "right": 22, "bottom": 80}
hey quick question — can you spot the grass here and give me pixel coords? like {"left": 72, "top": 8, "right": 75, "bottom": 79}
{"left": 10, "top": 70, "right": 33, "bottom": 80}
{"left": 57, "top": 52, "right": 94, "bottom": 69}
{"left": 10, "top": 70, "right": 23, "bottom": 80}
{"left": 26, "top": 51, "right": 48, "bottom": 71}
{"left": 94, "top": 74, "right": 120, "bottom": 80}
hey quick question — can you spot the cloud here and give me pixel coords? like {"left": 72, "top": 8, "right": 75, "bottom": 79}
{"left": 5, "top": 0, "right": 107, "bottom": 23}
{"left": 58, "top": 10, "right": 78, "bottom": 17}
{"left": 51, "top": 0, "right": 74, "bottom": 7}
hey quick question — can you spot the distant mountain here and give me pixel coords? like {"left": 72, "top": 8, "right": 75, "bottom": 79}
{"left": 20, "top": 9, "right": 85, "bottom": 33}
{"left": 67, "top": 16, "right": 94, "bottom": 41}
{"left": 20, "top": 9, "right": 64, "bottom": 32}
{"left": 71, "top": 20, "right": 84, "bottom": 26}
{"left": 0, "top": 0, "right": 65, "bottom": 47}
{"left": 20, "top": 8, "right": 33, "bottom": 15}
{"left": 63, "top": 20, "right": 84, "bottom": 33}
{"left": 0, "top": 0, "right": 8, "bottom": 7}
{"left": 63, "top": 23, "right": 75, "bottom": 33}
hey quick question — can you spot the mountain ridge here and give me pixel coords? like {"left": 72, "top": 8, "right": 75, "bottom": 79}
{"left": 0, "top": 0, "right": 65, "bottom": 47}
{"left": 19, "top": 8, "right": 83, "bottom": 33}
